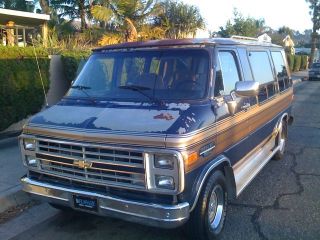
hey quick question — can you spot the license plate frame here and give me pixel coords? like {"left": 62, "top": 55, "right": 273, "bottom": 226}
{"left": 73, "top": 195, "right": 98, "bottom": 212}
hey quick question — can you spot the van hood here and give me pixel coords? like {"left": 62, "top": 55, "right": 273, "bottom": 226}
{"left": 28, "top": 100, "right": 215, "bottom": 135}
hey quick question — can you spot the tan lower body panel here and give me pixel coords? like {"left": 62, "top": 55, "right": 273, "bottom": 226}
{"left": 232, "top": 133, "right": 279, "bottom": 196}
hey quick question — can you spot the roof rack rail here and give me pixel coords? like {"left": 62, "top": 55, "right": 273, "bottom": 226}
{"left": 231, "top": 35, "right": 258, "bottom": 41}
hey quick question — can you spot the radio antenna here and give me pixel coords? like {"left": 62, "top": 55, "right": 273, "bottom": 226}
{"left": 32, "top": 38, "right": 49, "bottom": 107}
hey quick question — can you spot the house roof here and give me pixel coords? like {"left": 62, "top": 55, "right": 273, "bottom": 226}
{"left": 0, "top": 8, "right": 50, "bottom": 26}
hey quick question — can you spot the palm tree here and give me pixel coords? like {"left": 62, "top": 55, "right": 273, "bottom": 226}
{"left": 155, "top": 0, "right": 205, "bottom": 39}
{"left": 306, "top": 0, "right": 320, "bottom": 65}
{"left": 91, "top": 0, "right": 160, "bottom": 42}
{"left": 50, "top": 0, "right": 93, "bottom": 31}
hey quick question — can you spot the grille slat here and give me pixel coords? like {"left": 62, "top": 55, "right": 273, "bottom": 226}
{"left": 35, "top": 139, "right": 146, "bottom": 190}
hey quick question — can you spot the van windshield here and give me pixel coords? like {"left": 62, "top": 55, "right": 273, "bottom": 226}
{"left": 66, "top": 49, "right": 210, "bottom": 101}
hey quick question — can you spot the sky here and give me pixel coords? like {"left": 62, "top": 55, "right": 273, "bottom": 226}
{"left": 182, "top": 0, "right": 313, "bottom": 33}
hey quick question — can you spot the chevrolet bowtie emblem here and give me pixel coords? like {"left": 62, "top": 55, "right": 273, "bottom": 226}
{"left": 74, "top": 160, "right": 92, "bottom": 169}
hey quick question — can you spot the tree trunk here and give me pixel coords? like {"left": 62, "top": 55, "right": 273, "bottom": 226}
{"left": 78, "top": 0, "right": 87, "bottom": 32}
{"left": 124, "top": 18, "right": 137, "bottom": 42}
{"left": 39, "top": 0, "right": 50, "bottom": 14}
{"left": 310, "top": 27, "right": 318, "bottom": 67}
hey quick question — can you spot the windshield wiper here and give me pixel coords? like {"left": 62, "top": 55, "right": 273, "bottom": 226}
{"left": 118, "top": 85, "right": 164, "bottom": 106}
{"left": 71, "top": 85, "right": 96, "bottom": 104}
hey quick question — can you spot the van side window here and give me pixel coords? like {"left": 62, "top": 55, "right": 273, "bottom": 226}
{"left": 248, "top": 51, "right": 274, "bottom": 84}
{"left": 271, "top": 51, "right": 290, "bottom": 92}
{"left": 249, "top": 51, "right": 275, "bottom": 102}
{"left": 216, "top": 51, "right": 240, "bottom": 96}
{"left": 237, "top": 48, "right": 254, "bottom": 81}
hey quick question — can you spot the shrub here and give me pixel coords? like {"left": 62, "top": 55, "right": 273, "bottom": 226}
{"left": 300, "top": 55, "right": 308, "bottom": 70}
{"left": 293, "top": 55, "right": 302, "bottom": 72}
{"left": 61, "top": 50, "right": 91, "bottom": 84}
{"left": 286, "top": 54, "right": 294, "bottom": 72}
{"left": 0, "top": 46, "right": 50, "bottom": 131}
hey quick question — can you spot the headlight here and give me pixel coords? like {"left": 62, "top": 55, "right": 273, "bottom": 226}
{"left": 154, "top": 154, "right": 175, "bottom": 169}
{"left": 145, "top": 152, "right": 184, "bottom": 194}
{"left": 23, "top": 138, "right": 36, "bottom": 151}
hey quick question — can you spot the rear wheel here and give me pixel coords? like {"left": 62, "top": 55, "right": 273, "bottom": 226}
{"left": 273, "top": 119, "right": 288, "bottom": 160}
{"left": 187, "top": 171, "right": 227, "bottom": 240}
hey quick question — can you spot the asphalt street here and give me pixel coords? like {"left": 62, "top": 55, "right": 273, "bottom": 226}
{"left": 1, "top": 81, "right": 319, "bottom": 240}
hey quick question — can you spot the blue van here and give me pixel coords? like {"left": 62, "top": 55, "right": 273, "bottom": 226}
{"left": 20, "top": 37, "right": 293, "bottom": 239}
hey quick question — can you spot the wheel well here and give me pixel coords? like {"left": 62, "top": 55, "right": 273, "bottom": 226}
{"left": 203, "top": 162, "right": 237, "bottom": 201}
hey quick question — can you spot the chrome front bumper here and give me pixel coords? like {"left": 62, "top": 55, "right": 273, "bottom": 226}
{"left": 21, "top": 177, "right": 190, "bottom": 228}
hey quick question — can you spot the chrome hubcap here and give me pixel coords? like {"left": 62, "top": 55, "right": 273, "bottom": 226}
{"left": 208, "top": 185, "right": 224, "bottom": 229}
{"left": 279, "top": 124, "right": 286, "bottom": 153}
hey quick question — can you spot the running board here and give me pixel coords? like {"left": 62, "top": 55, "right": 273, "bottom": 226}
{"left": 233, "top": 135, "right": 280, "bottom": 196}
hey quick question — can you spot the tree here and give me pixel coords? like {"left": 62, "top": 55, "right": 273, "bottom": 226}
{"left": 218, "top": 9, "right": 265, "bottom": 38}
{"left": 91, "top": 0, "right": 160, "bottom": 42}
{"left": 50, "top": 0, "right": 93, "bottom": 31}
{"left": 278, "top": 26, "right": 294, "bottom": 38}
{"left": 38, "top": 0, "right": 50, "bottom": 14}
{"left": 155, "top": 0, "right": 205, "bottom": 39}
{"left": 0, "top": 0, "right": 35, "bottom": 12}
{"left": 306, "top": 0, "right": 320, "bottom": 64}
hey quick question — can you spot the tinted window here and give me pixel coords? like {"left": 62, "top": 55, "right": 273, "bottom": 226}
{"left": 217, "top": 51, "right": 240, "bottom": 95}
{"left": 237, "top": 48, "right": 254, "bottom": 81}
{"left": 271, "top": 51, "right": 287, "bottom": 78}
{"left": 249, "top": 51, "right": 274, "bottom": 84}
{"left": 67, "top": 49, "right": 209, "bottom": 101}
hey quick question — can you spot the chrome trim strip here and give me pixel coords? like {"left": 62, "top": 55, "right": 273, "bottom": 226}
{"left": 199, "top": 145, "right": 216, "bottom": 156}
{"left": 21, "top": 177, "right": 190, "bottom": 228}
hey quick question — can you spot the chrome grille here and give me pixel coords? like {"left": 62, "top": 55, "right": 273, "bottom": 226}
{"left": 35, "top": 139, "right": 146, "bottom": 190}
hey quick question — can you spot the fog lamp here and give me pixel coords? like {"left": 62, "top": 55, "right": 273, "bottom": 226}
{"left": 155, "top": 175, "right": 175, "bottom": 190}
{"left": 26, "top": 156, "right": 37, "bottom": 167}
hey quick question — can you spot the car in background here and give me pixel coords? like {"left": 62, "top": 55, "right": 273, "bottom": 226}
{"left": 308, "top": 63, "right": 320, "bottom": 80}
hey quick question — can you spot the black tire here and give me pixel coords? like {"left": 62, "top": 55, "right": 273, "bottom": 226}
{"left": 186, "top": 170, "right": 228, "bottom": 240}
{"left": 273, "top": 119, "right": 288, "bottom": 160}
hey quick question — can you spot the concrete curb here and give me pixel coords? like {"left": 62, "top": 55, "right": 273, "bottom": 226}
{"left": 0, "top": 185, "right": 31, "bottom": 214}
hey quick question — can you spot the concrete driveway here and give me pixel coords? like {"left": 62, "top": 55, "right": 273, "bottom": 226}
{"left": 1, "top": 81, "right": 320, "bottom": 240}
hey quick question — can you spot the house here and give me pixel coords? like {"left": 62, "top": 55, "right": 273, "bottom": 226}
{"left": 283, "top": 35, "right": 295, "bottom": 55}
{"left": 0, "top": 8, "right": 50, "bottom": 47}
{"left": 257, "top": 33, "right": 272, "bottom": 43}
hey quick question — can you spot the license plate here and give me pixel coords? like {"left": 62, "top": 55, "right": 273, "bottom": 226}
{"left": 73, "top": 195, "right": 98, "bottom": 212}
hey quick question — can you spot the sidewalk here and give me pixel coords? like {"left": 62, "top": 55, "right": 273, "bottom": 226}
{"left": 0, "top": 137, "right": 29, "bottom": 214}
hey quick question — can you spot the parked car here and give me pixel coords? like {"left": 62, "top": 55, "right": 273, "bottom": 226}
{"left": 308, "top": 62, "right": 320, "bottom": 80}
{"left": 19, "top": 37, "right": 293, "bottom": 240}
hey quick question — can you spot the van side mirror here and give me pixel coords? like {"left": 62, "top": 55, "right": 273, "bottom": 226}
{"left": 235, "top": 81, "right": 259, "bottom": 97}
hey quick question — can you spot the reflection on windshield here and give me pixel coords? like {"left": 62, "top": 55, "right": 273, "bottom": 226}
{"left": 66, "top": 49, "right": 209, "bottom": 101}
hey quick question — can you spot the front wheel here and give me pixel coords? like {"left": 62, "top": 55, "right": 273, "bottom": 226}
{"left": 187, "top": 170, "right": 228, "bottom": 240}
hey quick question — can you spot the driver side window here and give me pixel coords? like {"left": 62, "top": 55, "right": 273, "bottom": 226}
{"left": 215, "top": 51, "right": 241, "bottom": 96}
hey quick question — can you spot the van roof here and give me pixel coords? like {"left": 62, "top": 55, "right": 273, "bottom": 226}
{"left": 94, "top": 38, "right": 282, "bottom": 51}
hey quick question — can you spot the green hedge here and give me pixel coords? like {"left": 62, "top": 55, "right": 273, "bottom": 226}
{"left": 61, "top": 50, "right": 91, "bottom": 85}
{"left": 287, "top": 54, "right": 295, "bottom": 72}
{"left": 300, "top": 55, "right": 308, "bottom": 70}
{"left": 293, "top": 55, "right": 302, "bottom": 72}
{"left": 286, "top": 54, "right": 309, "bottom": 72}
{"left": 0, "top": 46, "right": 50, "bottom": 131}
